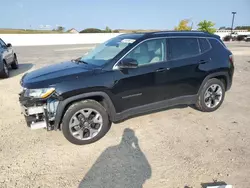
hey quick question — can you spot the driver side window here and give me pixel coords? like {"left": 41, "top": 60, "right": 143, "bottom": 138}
{"left": 125, "top": 38, "right": 166, "bottom": 66}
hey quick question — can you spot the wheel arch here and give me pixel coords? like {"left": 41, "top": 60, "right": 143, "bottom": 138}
{"left": 54, "top": 92, "right": 116, "bottom": 130}
{"left": 198, "top": 71, "right": 230, "bottom": 94}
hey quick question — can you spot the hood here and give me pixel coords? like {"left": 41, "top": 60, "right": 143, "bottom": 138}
{"left": 21, "top": 61, "right": 96, "bottom": 88}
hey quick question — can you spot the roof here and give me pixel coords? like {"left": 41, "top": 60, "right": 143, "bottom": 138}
{"left": 67, "top": 28, "right": 79, "bottom": 33}
{"left": 145, "top": 31, "right": 218, "bottom": 38}
{"left": 116, "top": 31, "right": 220, "bottom": 42}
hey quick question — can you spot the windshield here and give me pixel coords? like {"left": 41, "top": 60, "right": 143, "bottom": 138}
{"left": 80, "top": 37, "right": 136, "bottom": 66}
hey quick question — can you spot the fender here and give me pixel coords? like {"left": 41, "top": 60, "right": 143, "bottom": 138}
{"left": 198, "top": 71, "right": 230, "bottom": 94}
{"left": 0, "top": 60, "right": 4, "bottom": 70}
{"left": 54, "top": 91, "right": 117, "bottom": 130}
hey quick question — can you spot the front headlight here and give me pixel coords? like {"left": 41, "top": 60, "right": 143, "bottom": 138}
{"left": 25, "top": 88, "right": 55, "bottom": 98}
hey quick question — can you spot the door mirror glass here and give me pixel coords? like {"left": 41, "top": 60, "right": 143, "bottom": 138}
{"left": 118, "top": 58, "right": 138, "bottom": 69}
{"left": 6, "top": 43, "right": 12, "bottom": 48}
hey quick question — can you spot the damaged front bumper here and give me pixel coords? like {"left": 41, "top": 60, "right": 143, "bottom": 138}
{"left": 19, "top": 91, "right": 59, "bottom": 131}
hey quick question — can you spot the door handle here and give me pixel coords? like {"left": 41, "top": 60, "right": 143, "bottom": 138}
{"left": 199, "top": 60, "right": 207, "bottom": 64}
{"left": 155, "top": 68, "right": 170, "bottom": 72}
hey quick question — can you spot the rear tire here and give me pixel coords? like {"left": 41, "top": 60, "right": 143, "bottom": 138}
{"left": 0, "top": 61, "right": 9, "bottom": 78}
{"left": 11, "top": 54, "right": 19, "bottom": 69}
{"left": 62, "top": 100, "right": 111, "bottom": 145}
{"left": 196, "top": 78, "right": 225, "bottom": 112}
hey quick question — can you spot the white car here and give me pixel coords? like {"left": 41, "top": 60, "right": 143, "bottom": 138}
{"left": 246, "top": 35, "right": 250, "bottom": 42}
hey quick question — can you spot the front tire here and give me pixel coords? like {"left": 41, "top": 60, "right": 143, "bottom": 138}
{"left": 62, "top": 100, "right": 111, "bottom": 145}
{"left": 196, "top": 78, "right": 225, "bottom": 112}
{"left": 11, "top": 54, "right": 19, "bottom": 69}
{"left": 0, "top": 61, "right": 9, "bottom": 78}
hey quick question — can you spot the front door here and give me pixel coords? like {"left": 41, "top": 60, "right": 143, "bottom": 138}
{"left": 111, "top": 38, "right": 167, "bottom": 113}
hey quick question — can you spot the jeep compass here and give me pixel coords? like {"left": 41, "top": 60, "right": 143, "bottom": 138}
{"left": 19, "top": 31, "right": 234, "bottom": 145}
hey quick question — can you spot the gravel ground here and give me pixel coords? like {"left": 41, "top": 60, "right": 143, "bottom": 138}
{"left": 0, "top": 42, "right": 250, "bottom": 188}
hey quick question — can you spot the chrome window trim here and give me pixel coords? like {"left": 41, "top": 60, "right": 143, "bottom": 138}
{"left": 112, "top": 36, "right": 223, "bottom": 70}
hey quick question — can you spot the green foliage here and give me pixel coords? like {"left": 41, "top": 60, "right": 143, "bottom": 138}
{"left": 174, "top": 19, "right": 191, "bottom": 31}
{"left": 105, "top": 26, "right": 112, "bottom": 33}
{"left": 113, "top": 29, "right": 119, "bottom": 33}
{"left": 0, "top": 29, "right": 63, "bottom": 34}
{"left": 56, "top": 26, "right": 65, "bottom": 32}
{"left": 197, "top": 20, "right": 216, "bottom": 34}
{"left": 235, "top": 26, "right": 250, "bottom": 31}
{"left": 80, "top": 27, "right": 115, "bottom": 33}
{"left": 219, "top": 26, "right": 226, "bottom": 30}
{"left": 80, "top": 28, "right": 103, "bottom": 33}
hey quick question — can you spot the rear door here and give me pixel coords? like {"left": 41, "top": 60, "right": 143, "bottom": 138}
{"left": 163, "top": 37, "right": 208, "bottom": 99}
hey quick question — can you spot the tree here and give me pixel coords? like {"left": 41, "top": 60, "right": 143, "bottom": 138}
{"left": 56, "top": 26, "right": 65, "bottom": 32}
{"left": 174, "top": 19, "right": 191, "bottom": 31}
{"left": 80, "top": 28, "right": 103, "bottom": 33}
{"left": 197, "top": 20, "right": 216, "bottom": 34}
{"left": 235, "top": 26, "right": 250, "bottom": 31}
{"left": 113, "top": 29, "right": 119, "bottom": 33}
{"left": 105, "top": 26, "right": 112, "bottom": 33}
{"left": 219, "top": 26, "right": 226, "bottom": 30}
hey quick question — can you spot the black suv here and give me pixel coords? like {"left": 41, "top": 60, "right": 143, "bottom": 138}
{"left": 0, "top": 38, "right": 19, "bottom": 78}
{"left": 19, "top": 31, "right": 234, "bottom": 145}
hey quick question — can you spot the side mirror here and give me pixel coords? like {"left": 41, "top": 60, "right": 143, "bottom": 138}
{"left": 118, "top": 58, "right": 138, "bottom": 69}
{"left": 6, "top": 43, "right": 12, "bottom": 48}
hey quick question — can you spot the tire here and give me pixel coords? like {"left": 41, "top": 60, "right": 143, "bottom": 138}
{"left": 11, "top": 54, "right": 18, "bottom": 69}
{"left": 195, "top": 78, "right": 225, "bottom": 112}
{"left": 0, "top": 61, "right": 9, "bottom": 78}
{"left": 62, "top": 100, "right": 111, "bottom": 145}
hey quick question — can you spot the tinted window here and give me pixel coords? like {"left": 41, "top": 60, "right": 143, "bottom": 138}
{"left": 0, "top": 39, "right": 6, "bottom": 48}
{"left": 125, "top": 39, "right": 166, "bottom": 66}
{"left": 168, "top": 38, "right": 200, "bottom": 60}
{"left": 208, "top": 38, "right": 226, "bottom": 51}
{"left": 199, "top": 38, "right": 211, "bottom": 52}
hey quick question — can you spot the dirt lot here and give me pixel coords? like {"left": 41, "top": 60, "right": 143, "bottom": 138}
{"left": 0, "top": 42, "right": 249, "bottom": 188}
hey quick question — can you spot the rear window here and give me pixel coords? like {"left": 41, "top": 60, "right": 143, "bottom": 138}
{"left": 199, "top": 38, "right": 211, "bottom": 52}
{"left": 168, "top": 38, "right": 200, "bottom": 60}
{"left": 209, "top": 38, "right": 227, "bottom": 50}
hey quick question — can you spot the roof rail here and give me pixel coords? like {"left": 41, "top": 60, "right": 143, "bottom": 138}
{"left": 147, "top": 30, "right": 207, "bottom": 35}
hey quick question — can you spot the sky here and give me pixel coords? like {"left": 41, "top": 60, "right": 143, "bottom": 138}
{"left": 1, "top": 0, "right": 250, "bottom": 31}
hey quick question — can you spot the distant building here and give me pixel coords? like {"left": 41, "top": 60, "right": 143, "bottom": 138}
{"left": 214, "top": 29, "right": 250, "bottom": 39}
{"left": 67, "top": 28, "right": 79, "bottom": 34}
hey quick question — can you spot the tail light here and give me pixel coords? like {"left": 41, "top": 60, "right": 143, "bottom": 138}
{"left": 229, "top": 54, "right": 234, "bottom": 65}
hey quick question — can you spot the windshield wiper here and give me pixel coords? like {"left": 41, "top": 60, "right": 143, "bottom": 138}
{"left": 71, "top": 58, "right": 88, "bottom": 64}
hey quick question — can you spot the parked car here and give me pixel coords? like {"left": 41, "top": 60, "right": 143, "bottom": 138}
{"left": 246, "top": 35, "right": 250, "bottom": 42}
{"left": 19, "top": 31, "right": 234, "bottom": 145}
{"left": 223, "top": 35, "right": 232, "bottom": 41}
{"left": 0, "top": 38, "right": 18, "bottom": 78}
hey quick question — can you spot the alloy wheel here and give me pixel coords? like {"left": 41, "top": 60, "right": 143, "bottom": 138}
{"left": 69, "top": 108, "right": 103, "bottom": 140}
{"left": 204, "top": 84, "right": 223, "bottom": 108}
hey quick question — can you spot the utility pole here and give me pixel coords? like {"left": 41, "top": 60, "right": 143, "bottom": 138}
{"left": 231, "top": 12, "right": 236, "bottom": 37}
{"left": 191, "top": 22, "right": 193, "bottom": 30}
